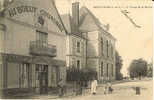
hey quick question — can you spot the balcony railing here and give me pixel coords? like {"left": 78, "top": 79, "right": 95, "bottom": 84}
{"left": 29, "top": 41, "right": 57, "bottom": 57}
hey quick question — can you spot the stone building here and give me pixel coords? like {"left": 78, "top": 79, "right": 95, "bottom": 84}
{"left": 61, "top": 3, "right": 87, "bottom": 69}
{"left": 79, "top": 7, "right": 116, "bottom": 81}
{"left": 61, "top": 2, "right": 116, "bottom": 81}
{"left": 0, "top": 0, "right": 116, "bottom": 95}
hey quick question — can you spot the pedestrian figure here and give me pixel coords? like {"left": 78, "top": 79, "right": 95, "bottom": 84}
{"left": 91, "top": 77, "right": 98, "bottom": 95}
{"left": 108, "top": 82, "right": 113, "bottom": 93}
{"left": 58, "top": 79, "right": 64, "bottom": 97}
{"left": 76, "top": 80, "right": 82, "bottom": 96}
{"left": 136, "top": 87, "right": 140, "bottom": 95}
{"left": 104, "top": 82, "right": 108, "bottom": 94}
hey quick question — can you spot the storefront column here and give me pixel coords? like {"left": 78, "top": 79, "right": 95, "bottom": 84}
{"left": 48, "top": 65, "right": 52, "bottom": 87}
{"left": 31, "top": 64, "right": 36, "bottom": 88}
{"left": 3, "top": 57, "right": 7, "bottom": 89}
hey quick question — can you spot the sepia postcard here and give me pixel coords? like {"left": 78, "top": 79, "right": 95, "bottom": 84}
{"left": 0, "top": 0, "right": 153, "bottom": 99}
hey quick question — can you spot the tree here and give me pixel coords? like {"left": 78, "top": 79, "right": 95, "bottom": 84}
{"left": 66, "top": 67, "right": 97, "bottom": 87}
{"left": 128, "top": 58, "right": 148, "bottom": 79}
{"left": 147, "top": 62, "right": 153, "bottom": 77}
{"left": 115, "top": 51, "right": 123, "bottom": 80}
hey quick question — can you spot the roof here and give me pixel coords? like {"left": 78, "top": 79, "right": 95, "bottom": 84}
{"left": 0, "top": 0, "right": 68, "bottom": 34}
{"left": 61, "top": 14, "right": 71, "bottom": 33}
{"left": 61, "top": 13, "right": 84, "bottom": 38}
{"left": 79, "top": 6, "right": 116, "bottom": 41}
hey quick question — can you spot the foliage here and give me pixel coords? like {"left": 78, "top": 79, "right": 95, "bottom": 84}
{"left": 81, "top": 67, "right": 97, "bottom": 81}
{"left": 115, "top": 51, "right": 123, "bottom": 80}
{"left": 128, "top": 58, "right": 148, "bottom": 78}
{"left": 147, "top": 62, "right": 153, "bottom": 77}
{"left": 66, "top": 67, "right": 97, "bottom": 82}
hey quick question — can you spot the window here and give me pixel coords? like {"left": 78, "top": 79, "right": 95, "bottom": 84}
{"left": 72, "top": 58, "right": 75, "bottom": 68}
{"left": 111, "top": 45, "right": 114, "bottom": 59}
{"left": 77, "top": 60, "right": 80, "bottom": 70}
{"left": 35, "top": 64, "right": 48, "bottom": 87}
{"left": 111, "top": 64, "right": 114, "bottom": 76}
{"left": 0, "top": 24, "right": 6, "bottom": 52}
{"left": 101, "top": 62, "right": 103, "bottom": 76}
{"left": 77, "top": 42, "right": 80, "bottom": 53}
{"left": 19, "top": 63, "right": 31, "bottom": 88}
{"left": 106, "top": 40, "right": 109, "bottom": 57}
{"left": 35, "top": 64, "right": 46, "bottom": 80}
{"left": 101, "top": 38, "right": 103, "bottom": 56}
{"left": 36, "top": 30, "right": 48, "bottom": 44}
{"left": 106, "top": 63, "right": 109, "bottom": 77}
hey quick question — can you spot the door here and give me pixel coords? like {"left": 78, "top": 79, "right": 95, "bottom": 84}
{"left": 36, "top": 64, "right": 48, "bottom": 94}
{"left": 56, "top": 67, "right": 60, "bottom": 85}
{"left": 52, "top": 66, "right": 60, "bottom": 86}
{"left": 40, "top": 65, "right": 48, "bottom": 94}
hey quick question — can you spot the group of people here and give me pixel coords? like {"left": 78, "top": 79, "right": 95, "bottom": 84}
{"left": 57, "top": 78, "right": 114, "bottom": 97}
{"left": 103, "top": 81, "right": 113, "bottom": 94}
{"left": 91, "top": 78, "right": 113, "bottom": 95}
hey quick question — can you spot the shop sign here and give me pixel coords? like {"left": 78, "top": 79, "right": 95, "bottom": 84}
{"left": 7, "top": 5, "right": 64, "bottom": 31}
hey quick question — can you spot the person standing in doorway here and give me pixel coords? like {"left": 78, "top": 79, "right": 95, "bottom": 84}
{"left": 91, "top": 77, "right": 98, "bottom": 95}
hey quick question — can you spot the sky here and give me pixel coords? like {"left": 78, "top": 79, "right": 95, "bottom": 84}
{"left": 55, "top": 0, "right": 153, "bottom": 76}
{"left": 0, "top": 0, "right": 153, "bottom": 76}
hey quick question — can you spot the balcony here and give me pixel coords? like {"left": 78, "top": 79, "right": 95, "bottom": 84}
{"left": 29, "top": 41, "right": 57, "bottom": 57}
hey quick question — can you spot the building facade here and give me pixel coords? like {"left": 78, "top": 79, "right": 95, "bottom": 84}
{"left": 0, "top": 0, "right": 116, "bottom": 95}
{"left": 62, "top": 3, "right": 116, "bottom": 81}
{"left": 0, "top": 0, "right": 67, "bottom": 94}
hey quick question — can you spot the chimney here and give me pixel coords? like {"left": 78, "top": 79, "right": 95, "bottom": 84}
{"left": 72, "top": 2, "right": 79, "bottom": 33}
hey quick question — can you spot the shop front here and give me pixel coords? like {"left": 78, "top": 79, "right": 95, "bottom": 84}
{"left": 0, "top": 53, "right": 66, "bottom": 95}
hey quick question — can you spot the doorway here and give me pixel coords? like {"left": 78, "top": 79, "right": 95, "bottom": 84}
{"left": 36, "top": 64, "right": 48, "bottom": 94}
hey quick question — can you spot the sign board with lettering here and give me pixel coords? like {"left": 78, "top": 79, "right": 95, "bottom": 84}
{"left": 4, "top": 0, "right": 65, "bottom": 33}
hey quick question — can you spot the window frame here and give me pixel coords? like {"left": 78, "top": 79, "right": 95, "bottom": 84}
{"left": 76, "top": 41, "right": 81, "bottom": 53}
{"left": 101, "top": 62, "right": 103, "bottom": 76}
{"left": 36, "top": 30, "right": 48, "bottom": 44}
{"left": 101, "top": 38, "right": 104, "bottom": 56}
{"left": 111, "top": 64, "right": 114, "bottom": 76}
{"left": 106, "top": 63, "right": 109, "bottom": 77}
{"left": 77, "top": 60, "right": 80, "bottom": 70}
{"left": 106, "top": 40, "right": 109, "bottom": 57}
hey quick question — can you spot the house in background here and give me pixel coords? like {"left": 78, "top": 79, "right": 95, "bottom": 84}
{"left": 61, "top": 2, "right": 116, "bottom": 81}
{"left": 79, "top": 6, "right": 116, "bottom": 81}
{"left": 61, "top": 2, "right": 87, "bottom": 70}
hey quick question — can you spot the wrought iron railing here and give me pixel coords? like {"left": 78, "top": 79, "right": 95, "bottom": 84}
{"left": 29, "top": 41, "right": 56, "bottom": 57}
